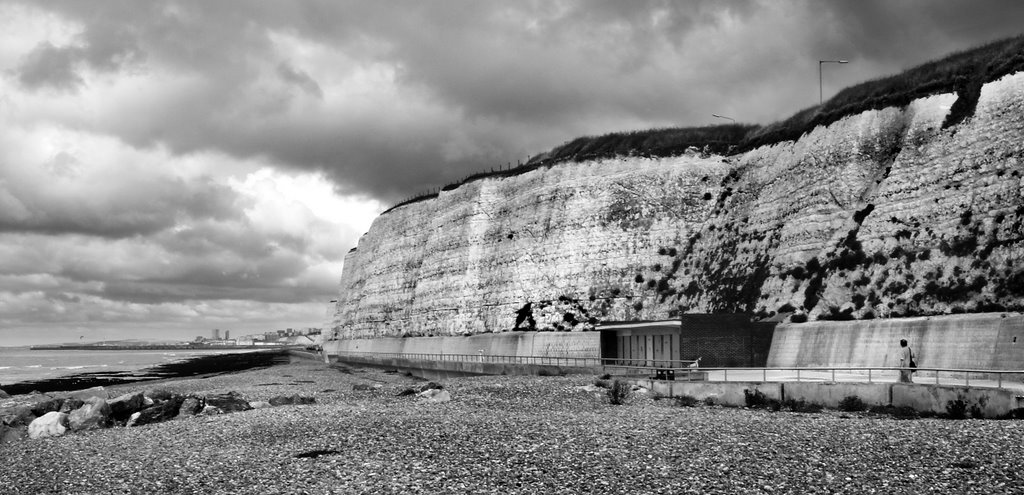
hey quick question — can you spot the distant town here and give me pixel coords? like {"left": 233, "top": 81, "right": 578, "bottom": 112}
{"left": 29, "top": 328, "right": 323, "bottom": 351}
{"left": 195, "top": 327, "right": 323, "bottom": 348}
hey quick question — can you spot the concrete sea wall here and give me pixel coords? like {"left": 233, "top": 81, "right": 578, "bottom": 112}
{"left": 634, "top": 379, "right": 1024, "bottom": 417}
{"left": 324, "top": 331, "right": 600, "bottom": 359}
{"left": 768, "top": 313, "right": 1024, "bottom": 370}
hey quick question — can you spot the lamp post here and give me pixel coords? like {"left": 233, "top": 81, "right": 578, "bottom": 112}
{"left": 819, "top": 60, "right": 848, "bottom": 105}
{"left": 712, "top": 114, "right": 735, "bottom": 122}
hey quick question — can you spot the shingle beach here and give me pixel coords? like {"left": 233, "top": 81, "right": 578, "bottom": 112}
{"left": 2, "top": 359, "right": 1022, "bottom": 494}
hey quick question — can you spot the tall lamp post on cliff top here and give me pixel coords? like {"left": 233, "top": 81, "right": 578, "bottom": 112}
{"left": 819, "top": 59, "right": 848, "bottom": 105}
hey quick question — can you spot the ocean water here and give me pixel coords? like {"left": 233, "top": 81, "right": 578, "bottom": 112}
{"left": 0, "top": 347, "right": 257, "bottom": 386}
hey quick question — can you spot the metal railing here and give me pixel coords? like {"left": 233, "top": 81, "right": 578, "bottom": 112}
{"left": 331, "top": 351, "right": 1024, "bottom": 390}
{"left": 683, "top": 366, "right": 1024, "bottom": 390}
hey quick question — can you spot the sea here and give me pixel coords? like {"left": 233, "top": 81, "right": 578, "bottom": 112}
{"left": 0, "top": 347, "right": 262, "bottom": 387}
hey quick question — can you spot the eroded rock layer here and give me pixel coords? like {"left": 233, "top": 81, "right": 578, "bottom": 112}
{"left": 332, "top": 72, "right": 1024, "bottom": 339}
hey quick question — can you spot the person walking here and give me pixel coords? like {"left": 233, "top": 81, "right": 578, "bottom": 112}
{"left": 898, "top": 339, "right": 914, "bottom": 383}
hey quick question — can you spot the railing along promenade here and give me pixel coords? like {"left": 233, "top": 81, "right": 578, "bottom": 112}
{"left": 333, "top": 351, "right": 1024, "bottom": 391}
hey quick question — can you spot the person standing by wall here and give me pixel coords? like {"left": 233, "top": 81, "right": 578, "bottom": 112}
{"left": 898, "top": 339, "right": 914, "bottom": 383}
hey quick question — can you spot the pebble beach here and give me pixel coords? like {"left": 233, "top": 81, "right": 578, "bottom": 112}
{"left": 2, "top": 359, "right": 1023, "bottom": 494}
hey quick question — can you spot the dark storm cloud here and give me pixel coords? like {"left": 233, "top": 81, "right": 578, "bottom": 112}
{"left": 277, "top": 62, "right": 323, "bottom": 99}
{"left": 15, "top": 21, "right": 143, "bottom": 91}
{"left": 16, "top": 41, "right": 83, "bottom": 90}
{"left": 807, "top": 0, "right": 1024, "bottom": 73}
{"left": 0, "top": 166, "right": 243, "bottom": 238}
{"left": 7, "top": 0, "right": 1024, "bottom": 204}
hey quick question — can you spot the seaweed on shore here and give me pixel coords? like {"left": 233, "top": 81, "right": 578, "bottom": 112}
{"left": 0, "top": 350, "right": 292, "bottom": 396}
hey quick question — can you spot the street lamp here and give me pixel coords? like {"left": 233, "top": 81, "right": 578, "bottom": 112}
{"left": 819, "top": 60, "right": 848, "bottom": 105}
{"left": 712, "top": 114, "right": 735, "bottom": 122}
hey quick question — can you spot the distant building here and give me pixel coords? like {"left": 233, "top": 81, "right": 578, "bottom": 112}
{"left": 212, "top": 329, "right": 221, "bottom": 340}
{"left": 225, "top": 330, "right": 230, "bottom": 340}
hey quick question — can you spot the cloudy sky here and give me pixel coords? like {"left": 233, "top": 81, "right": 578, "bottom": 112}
{"left": 1, "top": 1, "right": 1022, "bottom": 346}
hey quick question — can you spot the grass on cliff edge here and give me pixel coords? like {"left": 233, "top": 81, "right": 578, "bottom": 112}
{"left": 385, "top": 34, "right": 1024, "bottom": 214}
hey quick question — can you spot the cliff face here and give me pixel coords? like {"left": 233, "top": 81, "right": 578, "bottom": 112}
{"left": 332, "top": 72, "right": 1024, "bottom": 339}
{"left": 333, "top": 156, "right": 729, "bottom": 338}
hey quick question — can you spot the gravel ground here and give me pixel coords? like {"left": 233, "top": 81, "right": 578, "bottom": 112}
{"left": 2, "top": 360, "right": 1023, "bottom": 494}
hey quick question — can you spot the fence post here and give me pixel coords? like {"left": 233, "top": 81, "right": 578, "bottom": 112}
{"left": 831, "top": 368, "right": 835, "bottom": 383}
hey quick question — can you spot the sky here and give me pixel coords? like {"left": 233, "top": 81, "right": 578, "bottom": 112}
{"left": 1, "top": 0, "right": 1022, "bottom": 346}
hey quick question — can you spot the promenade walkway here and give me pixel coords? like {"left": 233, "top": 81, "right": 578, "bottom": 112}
{"left": 332, "top": 351, "right": 1024, "bottom": 392}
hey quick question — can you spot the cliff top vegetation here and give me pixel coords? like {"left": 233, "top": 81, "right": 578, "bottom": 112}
{"left": 383, "top": 34, "right": 1024, "bottom": 215}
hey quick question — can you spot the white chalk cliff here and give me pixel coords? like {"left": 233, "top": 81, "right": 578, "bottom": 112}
{"left": 330, "top": 71, "right": 1024, "bottom": 339}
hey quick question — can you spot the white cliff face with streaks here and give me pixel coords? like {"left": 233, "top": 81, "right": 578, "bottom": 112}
{"left": 331, "top": 71, "right": 1024, "bottom": 339}
{"left": 332, "top": 156, "right": 729, "bottom": 338}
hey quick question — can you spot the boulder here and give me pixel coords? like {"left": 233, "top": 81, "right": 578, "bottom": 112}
{"left": 268, "top": 395, "right": 316, "bottom": 406}
{"left": 176, "top": 396, "right": 204, "bottom": 418}
{"left": 126, "top": 412, "right": 141, "bottom": 426}
{"left": 68, "top": 386, "right": 107, "bottom": 402}
{"left": 69, "top": 397, "right": 112, "bottom": 431}
{"left": 59, "top": 398, "right": 85, "bottom": 414}
{"left": 126, "top": 399, "right": 182, "bottom": 427}
{"left": 107, "top": 392, "right": 146, "bottom": 421}
{"left": 0, "top": 388, "right": 9, "bottom": 399}
{"left": 28, "top": 411, "right": 69, "bottom": 439}
{"left": 145, "top": 388, "right": 177, "bottom": 402}
{"left": 1, "top": 405, "right": 36, "bottom": 427}
{"left": 204, "top": 392, "right": 251, "bottom": 413}
{"left": 249, "top": 401, "right": 272, "bottom": 409}
{"left": 0, "top": 424, "right": 26, "bottom": 444}
{"left": 200, "top": 405, "right": 224, "bottom": 415}
{"left": 418, "top": 389, "right": 451, "bottom": 403}
{"left": 30, "top": 397, "right": 65, "bottom": 417}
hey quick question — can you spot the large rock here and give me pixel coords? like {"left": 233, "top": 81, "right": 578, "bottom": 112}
{"left": 30, "top": 397, "right": 65, "bottom": 417}
{"left": 204, "top": 392, "right": 252, "bottom": 413}
{"left": 145, "top": 388, "right": 178, "bottom": 402}
{"left": 126, "top": 398, "right": 183, "bottom": 427}
{"left": 68, "top": 386, "right": 107, "bottom": 402}
{"left": 69, "top": 397, "right": 112, "bottom": 431}
{"left": 0, "top": 388, "right": 9, "bottom": 399}
{"left": 59, "top": 398, "right": 85, "bottom": 414}
{"left": 107, "top": 392, "right": 146, "bottom": 421}
{"left": 1, "top": 405, "right": 35, "bottom": 427}
{"left": 268, "top": 395, "right": 316, "bottom": 406}
{"left": 1, "top": 424, "right": 27, "bottom": 444}
{"left": 176, "top": 396, "right": 204, "bottom": 418}
{"left": 28, "top": 411, "right": 69, "bottom": 439}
